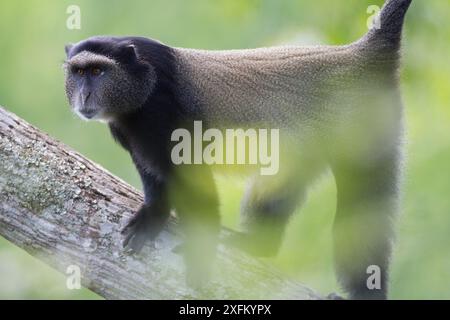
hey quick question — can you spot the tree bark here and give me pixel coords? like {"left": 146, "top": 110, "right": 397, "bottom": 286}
{"left": 0, "top": 106, "right": 321, "bottom": 300}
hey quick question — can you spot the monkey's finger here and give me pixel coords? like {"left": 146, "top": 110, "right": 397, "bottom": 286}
{"left": 127, "top": 232, "right": 146, "bottom": 254}
{"left": 122, "top": 232, "right": 135, "bottom": 249}
{"left": 120, "top": 218, "right": 139, "bottom": 235}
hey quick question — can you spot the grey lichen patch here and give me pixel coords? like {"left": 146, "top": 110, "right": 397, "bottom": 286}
{"left": 99, "top": 221, "right": 114, "bottom": 236}
{"left": 0, "top": 126, "right": 98, "bottom": 224}
{"left": 0, "top": 136, "right": 76, "bottom": 215}
{"left": 82, "top": 238, "right": 98, "bottom": 253}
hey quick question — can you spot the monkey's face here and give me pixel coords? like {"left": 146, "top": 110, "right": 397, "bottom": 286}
{"left": 64, "top": 49, "right": 156, "bottom": 122}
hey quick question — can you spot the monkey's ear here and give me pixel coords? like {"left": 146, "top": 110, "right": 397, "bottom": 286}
{"left": 122, "top": 44, "right": 138, "bottom": 60}
{"left": 65, "top": 44, "right": 74, "bottom": 57}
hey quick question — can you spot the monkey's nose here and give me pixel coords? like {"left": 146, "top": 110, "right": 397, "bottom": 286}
{"left": 82, "top": 91, "right": 91, "bottom": 105}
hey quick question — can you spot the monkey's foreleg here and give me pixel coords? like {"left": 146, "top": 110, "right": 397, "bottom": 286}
{"left": 170, "top": 165, "right": 220, "bottom": 288}
{"left": 121, "top": 173, "right": 170, "bottom": 254}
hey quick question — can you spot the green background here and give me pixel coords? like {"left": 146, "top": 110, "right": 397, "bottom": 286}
{"left": 0, "top": 0, "right": 449, "bottom": 299}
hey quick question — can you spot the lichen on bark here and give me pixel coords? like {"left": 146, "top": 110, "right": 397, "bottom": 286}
{"left": 0, "top": 106, "right": 321, "bottom": 300}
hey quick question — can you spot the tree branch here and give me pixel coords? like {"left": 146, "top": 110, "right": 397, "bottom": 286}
{"left": 0, "top": 106, "right": 321, "bottom": 299}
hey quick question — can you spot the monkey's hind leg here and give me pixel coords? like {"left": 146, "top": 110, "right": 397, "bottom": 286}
{"left": 226, "top": 174, "right": 307, "bottom": 257}
{"left": 331, "top": 153, "right": 401, "bottom": 300}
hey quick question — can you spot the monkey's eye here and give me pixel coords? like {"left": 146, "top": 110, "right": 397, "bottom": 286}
{"left": 75, "top": 68, "right": 85, "bottom": 76}
{"left": 91, "top": 67, "right": 102, "bottom": 76}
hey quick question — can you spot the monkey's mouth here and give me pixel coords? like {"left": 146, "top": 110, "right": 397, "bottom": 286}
{"left": 74, "top": 106, "right": 112, "bottom": 122}
{"left": 81, "top": 110, "right": 97, "bottom": 119}
{"left": 75, "top": 107, "right": 98, "bottom": 120}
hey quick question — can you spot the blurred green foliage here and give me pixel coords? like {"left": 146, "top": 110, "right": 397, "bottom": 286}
{"left": 0, "top": 0, "right": 449, "bottom": 299}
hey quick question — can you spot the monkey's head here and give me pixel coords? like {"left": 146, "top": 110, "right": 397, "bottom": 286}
{"left": 64, "top": 37, "right": 156, "bottom": 122}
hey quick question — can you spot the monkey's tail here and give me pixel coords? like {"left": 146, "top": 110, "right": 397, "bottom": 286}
{"left": 358, "top": 0, "right": 412, "bottom": 54}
